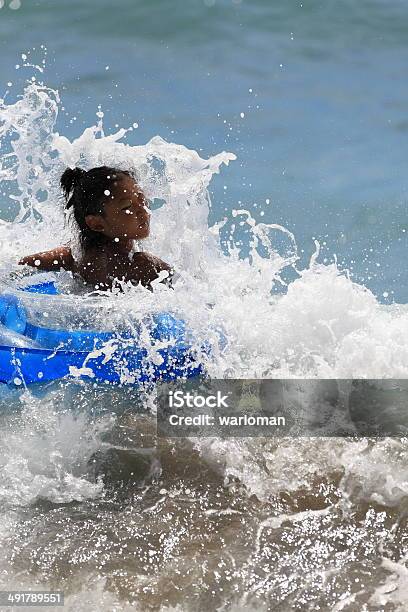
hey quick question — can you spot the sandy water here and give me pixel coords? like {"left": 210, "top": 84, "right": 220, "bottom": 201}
{"left": 1, "top": 383, "right": 408, "bottom": 611}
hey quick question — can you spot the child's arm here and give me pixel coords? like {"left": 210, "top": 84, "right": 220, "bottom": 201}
{"left": 19, "top": 246, "right": 77, "bottom": 272}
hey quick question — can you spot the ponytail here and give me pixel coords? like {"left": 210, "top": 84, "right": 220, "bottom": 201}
{"left": 60, "top": 167, "right": 85, "bottom": 203}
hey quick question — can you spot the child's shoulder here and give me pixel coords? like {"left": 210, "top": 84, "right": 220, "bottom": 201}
{"left": 132, "top": 251, "right": 172, "bottom": 271}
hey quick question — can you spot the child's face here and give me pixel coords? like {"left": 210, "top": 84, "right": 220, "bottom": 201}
{"left": 86, "top": 175, "right": 150, "bottom": 242}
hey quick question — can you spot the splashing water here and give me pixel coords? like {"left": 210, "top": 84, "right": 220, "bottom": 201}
{"left": 0, "top": 76, "right": 408, "bottom": 610}
{"left": 2, "top": 79, "right": 408, "bottom": 379}
{"left": 0, "top": 387, "right": 108, "bottom": 508}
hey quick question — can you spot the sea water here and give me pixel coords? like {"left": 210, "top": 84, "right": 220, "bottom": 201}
{"left": 0, "top": 1, "right": 408, "bottom": 610}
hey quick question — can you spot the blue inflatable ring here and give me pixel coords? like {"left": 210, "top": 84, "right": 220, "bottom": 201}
{"left": 0, "top": 278, "right": 206, "bottom": 386}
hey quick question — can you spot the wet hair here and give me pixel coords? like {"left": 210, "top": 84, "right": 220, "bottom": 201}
{"left": 60, "top": 165, "right": 132, "bottom": 247}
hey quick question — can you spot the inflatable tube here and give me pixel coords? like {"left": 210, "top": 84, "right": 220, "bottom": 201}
{"left": 0, "top": 276, "right": 206, "bottom": 386}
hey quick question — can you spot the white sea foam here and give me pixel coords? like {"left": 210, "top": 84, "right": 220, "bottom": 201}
{"left": 1, "top": 77, "right": 408, "bottom": 612}
{"left": 2, "top": 80, "right": 408, "bottom": 382}
{"left": 0, "top": 387, "right": 110, "bottom": 507}
{"left": 1, "top": 80, "right": 408, "bottom": 509}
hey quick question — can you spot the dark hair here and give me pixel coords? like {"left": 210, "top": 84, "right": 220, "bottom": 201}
{"left": 60, "top": 165, "right": 132, "bottom": 247}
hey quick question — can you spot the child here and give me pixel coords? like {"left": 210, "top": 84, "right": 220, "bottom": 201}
{"left": 19, "top": 166, "right": 173, "bottom": 290}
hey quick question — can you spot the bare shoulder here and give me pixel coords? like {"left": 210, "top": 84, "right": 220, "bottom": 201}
{"left": 132, "top": 251, "right": 172, "bottom": 271}
{"left": 130, "top": 251, "right": 174, "bottom": 288}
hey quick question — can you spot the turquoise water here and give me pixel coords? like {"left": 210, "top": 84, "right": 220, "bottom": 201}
{"left": 1, "top": 0, "right": 408, "bottom": 300}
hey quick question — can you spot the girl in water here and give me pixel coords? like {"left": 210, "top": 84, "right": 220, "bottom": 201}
{"left": 19, "top": 166, "right": 173, "bottom": 290}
